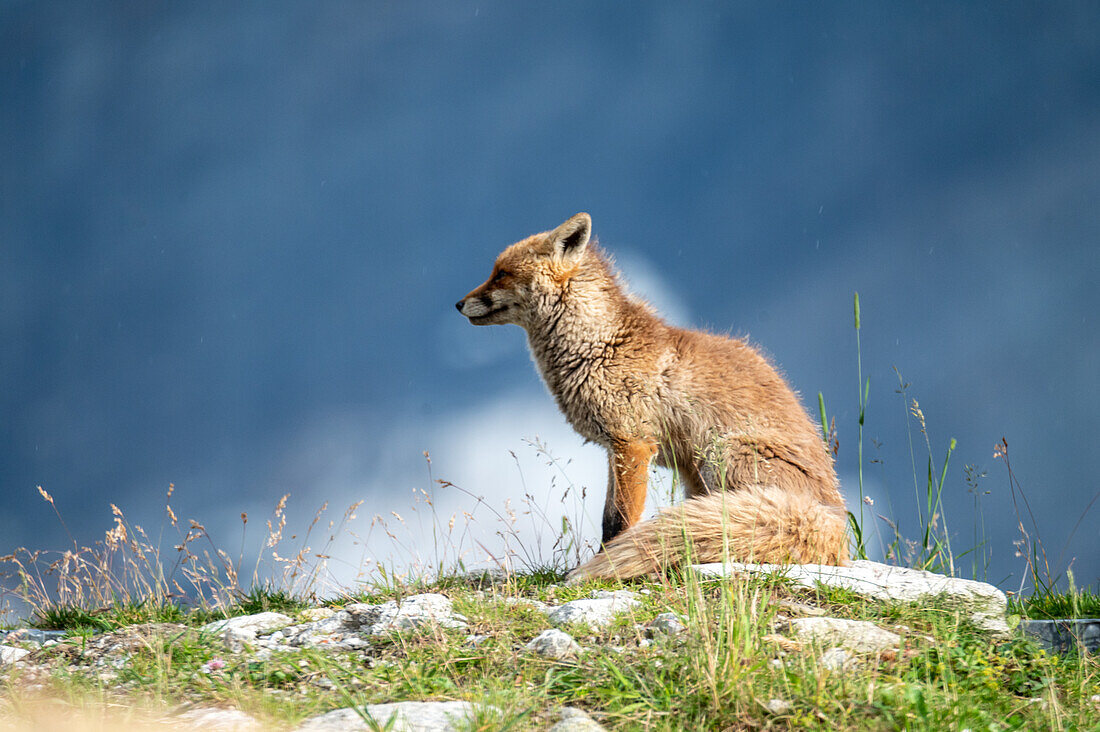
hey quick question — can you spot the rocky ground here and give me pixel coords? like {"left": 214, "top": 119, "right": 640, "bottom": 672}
{"left": 2, "top": 561, "right": 1098, "bottom": 731}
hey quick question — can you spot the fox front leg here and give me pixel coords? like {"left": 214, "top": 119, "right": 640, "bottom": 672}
{"left": 601, "top": 439, "right": 658, "bottom": 545}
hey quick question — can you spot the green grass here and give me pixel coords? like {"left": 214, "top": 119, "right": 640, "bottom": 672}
{"left": 1015, "top": 586, "right": 1100, "bottom": 620}
{"left": 26, "top": 586, "right": 314, "bottom": 634}
{"left": 30, "top": 600, "right": 189, "bottom": 633}
{"left": 221, "top": 585, "right": 316, "bottom": 618}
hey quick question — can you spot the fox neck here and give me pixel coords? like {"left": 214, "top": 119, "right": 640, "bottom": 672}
{"left": 522, "top": 253, "right": 637, "bottom": 409}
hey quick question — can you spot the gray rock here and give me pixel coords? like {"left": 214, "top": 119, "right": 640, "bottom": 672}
{"left": 0, "top": 644, "right": 30, "bottom": 666}
{"left": 524, "top": 629, "right": 581, "bottom": 659}
{"left": 0, "top": 628, "right": 68, "bottom": 645}
{"left": 1020, "top": 618, "right": 1100, "bottom": 654}
{"left": 787, "top": 617, "right": 901, "bottom": 654}
{"left": 175, "top": 708, "right": 262, "bottom": 730}
{"left": 646, "top": 612, "right": 687, "bottom": 636}
{"left": 294, "top": 702, "right": 498, "bottom": 731}
{"left": 547, "top": 591, "right": 640, "bottom": 628}
{"left": 692, "top": 560, "right": 1009, "bottom": 635}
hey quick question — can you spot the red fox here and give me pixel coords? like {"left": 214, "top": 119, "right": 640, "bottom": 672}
{"left": 456, "top": 213, "right": 848, "bottom": 580}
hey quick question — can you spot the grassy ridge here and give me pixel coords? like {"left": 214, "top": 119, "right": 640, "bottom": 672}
{"left": 3, "top": 568, "right": 1099, "bottom": 730}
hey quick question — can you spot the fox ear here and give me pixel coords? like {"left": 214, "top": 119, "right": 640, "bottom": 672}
{"left": 548, "top": 212, "right": 592, "bottom": 261}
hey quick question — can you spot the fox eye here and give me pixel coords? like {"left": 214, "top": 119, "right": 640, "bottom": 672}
{"left": 493, "top": 269, "right": 510, "bottom": 281}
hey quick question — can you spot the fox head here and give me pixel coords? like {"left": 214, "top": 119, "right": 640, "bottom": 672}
{"left": 455, "top": 212, "right": 594, "bottom": 328}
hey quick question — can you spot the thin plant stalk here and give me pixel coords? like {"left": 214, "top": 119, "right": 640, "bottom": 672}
{"left": 853, "top": 292, "right": 869, "bottom": 560}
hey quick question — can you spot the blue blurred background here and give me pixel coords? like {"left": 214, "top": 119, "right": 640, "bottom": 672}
{"left": 2, "top": 2, "right": 1097, "bottom": 597}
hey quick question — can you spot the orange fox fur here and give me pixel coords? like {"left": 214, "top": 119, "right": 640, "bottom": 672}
{"left": 456, "top": 213, "right": 848, "bottom": 580}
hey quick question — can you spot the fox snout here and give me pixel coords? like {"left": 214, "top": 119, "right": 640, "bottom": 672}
{"left": 455, "top": 294, "right": 489, "bottom": 317}
{"left": 455, "top": 289, "right": 504, "bottom": 324}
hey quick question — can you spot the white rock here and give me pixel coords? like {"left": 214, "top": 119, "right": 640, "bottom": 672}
{"left": 764, "top": 698, "right": 792, "bottom": 715}
{"left": 0, "top": 645, "right": 29, "bottom": 666}
{"left": 273, "top": 594, "right": 467, "bottom": 650}
{"left": 269, "top": 610, "right": 366, "bottom": 651}
{"left": 200, "top": 612, "right": 293, "bottom": 640}
{"left": 547, "top": 591, "right": 641, "bottom": 628}
{"left": 282, "top": 611, "right": 359, "bottom": 648}
{"left": 525, "top": 629, "right": 581, "bottom": 659}
{"left": 692, "top": 560, "right": 1009, "bottom": 635}
{"left": 294, "top": 702, "right": 498, "bottom": 731}
{"left": 175, "top": 707, "right": 262, "bottom": 731}
{"left": 787, "top": 617, "right": 901, "bottom": 654}
{"left": 351, "top": 593, "right": 468, "bottom": 635}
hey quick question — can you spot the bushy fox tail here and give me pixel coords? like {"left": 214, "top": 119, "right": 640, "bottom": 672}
{"left": 568, "top": 485, "right": 849, "bottom": 581}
